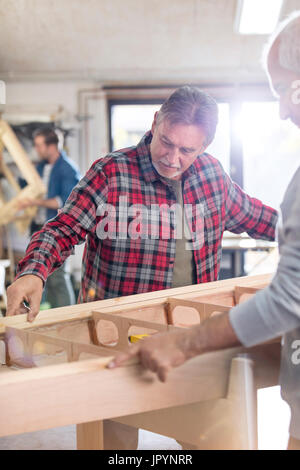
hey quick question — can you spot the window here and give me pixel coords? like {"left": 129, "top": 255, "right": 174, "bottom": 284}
{"left": 241, "top": 102, "right": 300, "bottom": 209}
{"left": 111, "top": 104, "right": 160, "bottom": 150}
{"left": 108, "top": 89, "right": 300, "bottom": 208}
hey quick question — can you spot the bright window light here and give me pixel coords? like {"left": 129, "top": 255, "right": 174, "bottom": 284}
{"left": 235, "top": 0, "right": 283, "bottom": 35}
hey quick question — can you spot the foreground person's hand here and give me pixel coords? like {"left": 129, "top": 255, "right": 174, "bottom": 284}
{"left": 108, "top": 313, "right": 240, "bottom": 382}
{"left": 108, "top": 328, "right": 200, "bottom": 382}
{"left": 6, "top": 275, "right": 43, "bottom": 322}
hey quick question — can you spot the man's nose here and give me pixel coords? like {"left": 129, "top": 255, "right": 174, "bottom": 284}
{"left": 167, "top": 147, "right": 180, "bottom": 165}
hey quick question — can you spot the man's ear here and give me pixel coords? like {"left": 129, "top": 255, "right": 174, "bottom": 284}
{"left": 151, "top": 112, "right": 158, "bottom": 134}
{"left": 201, "top": 141, "right": 209, "bottom": 154}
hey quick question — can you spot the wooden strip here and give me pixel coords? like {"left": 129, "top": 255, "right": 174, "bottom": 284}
{"left": 0, "top": 274, "right": 272, "bottom": 337}
{"left": 167, "top": 298, "right": 230, "bottom": 322}
{"left": 0, "top": 341, "right": 280, "bottom": 438}
{"left": 234, "top": 285, "right": 264, "bottom": 305}
{"left": 202, "top": 303, "right": 231, "bottom": 319}
{"left": 0, "top": 120, "right": 44, "bottom": 187}
{"left": 92, "top": 310, "right": 180, "bottom": 349}
{"left": 5, "top": 326, "right": 121, "bottom": 366}
{"left": 0, "top": 158, "right": 21, "bottom": 193}
{"left": 0, "top": 348, "right": 240, "bottom": 437}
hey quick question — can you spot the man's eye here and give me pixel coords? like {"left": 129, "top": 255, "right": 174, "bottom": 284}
{"left": 162, "top": 140, "right": 172, "bottom": 147}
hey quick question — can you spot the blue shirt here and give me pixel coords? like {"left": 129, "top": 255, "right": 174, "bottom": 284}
{"left": 25, "top": 151, "right": 81, "bottom": 221}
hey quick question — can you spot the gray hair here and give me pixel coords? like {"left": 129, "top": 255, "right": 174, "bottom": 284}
{"left": 262, "top": 10, "right": 300, "bottom": 74}
{"left": 156, "top": 86, "right": 218, "bottom": 146}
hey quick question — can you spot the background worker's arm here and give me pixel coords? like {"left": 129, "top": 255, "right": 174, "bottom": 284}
{"left": 6, "top": 158, "right": 109, "bottom": 321}
{"left": 17, "top": 164, "right": 80, "bottom": 211}
{"left": 18, "top": 197, "right": 60, "bottom": 210}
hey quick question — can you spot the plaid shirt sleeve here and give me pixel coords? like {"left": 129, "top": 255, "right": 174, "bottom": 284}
{"left": 15, "top": 158, "right": 109, "bottom": 283}
{"left": 224, "top": 171, "right": 278, "bottom": 240}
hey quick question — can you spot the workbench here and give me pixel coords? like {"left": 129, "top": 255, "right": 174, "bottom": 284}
{"left": 0, "top": 273, "right": 280, "bottom": 450}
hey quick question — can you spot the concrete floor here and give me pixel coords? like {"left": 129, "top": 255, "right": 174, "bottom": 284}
{"left": 0, "top": 426, "right": 181, "bottom": 450}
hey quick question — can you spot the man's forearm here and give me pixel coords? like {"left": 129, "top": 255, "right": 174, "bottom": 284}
{"left": 182, "top": 312, "right": 242, "bottom": 359}
{"left": 16, "top": 214, "right": 82, "bottom": 283}
{"left": 36, "top": 197, "right": 60, "bottom": 210}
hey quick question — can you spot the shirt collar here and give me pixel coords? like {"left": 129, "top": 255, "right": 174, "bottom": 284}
{"left": 136, "top": 131, "right": 159, "bottom": 183}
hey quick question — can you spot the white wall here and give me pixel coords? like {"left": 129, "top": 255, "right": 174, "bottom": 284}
{"left": 6, "top": 80, "right": 109, "bottom": 171}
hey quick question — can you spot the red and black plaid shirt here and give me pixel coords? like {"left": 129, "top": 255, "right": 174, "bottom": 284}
{"left": 16, "top": 131, "right": 278, "bottom": 302}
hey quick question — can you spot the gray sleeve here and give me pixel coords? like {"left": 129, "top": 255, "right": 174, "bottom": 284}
{"left": 229, "top": 182, "right": 300, "bottom": 347}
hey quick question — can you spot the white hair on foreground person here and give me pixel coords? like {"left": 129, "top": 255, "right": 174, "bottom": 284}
{"left": 262, "top": 10, "right": 300, "bottom": 75}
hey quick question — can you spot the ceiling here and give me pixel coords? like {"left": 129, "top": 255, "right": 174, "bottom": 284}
{"left": 0, "top": 0, "right": 299, "bottom": 83}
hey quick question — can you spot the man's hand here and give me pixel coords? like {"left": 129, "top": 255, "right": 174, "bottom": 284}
{"left": 17, "top": 198, "right": 36, "bottom": 210}
{"left": 108, "top": 328, "right": 201, "bottom": 382}
{"left": 108, "top": 313, "right": 240, "bottom": 382}
{"left": 6, "top": 275, "right": 44, "bottom": 322}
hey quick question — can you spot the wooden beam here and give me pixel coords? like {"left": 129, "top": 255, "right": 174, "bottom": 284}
{"left": 0, "top": 340, "right": 280, "bottom": 438}
{"left": 5, "top": 326, "right": 118, "bottom": 367}
{"left": 0, "top": 273, "right": 272, "bottom": 337}
{"left": 0, "top": 119, "right": 45, "bottom": 230}
{"left": 77, "top": 421, "right": 104, "bottom": 450}
{"left": 0, "top": 120, "right": 42, "bottom": 186}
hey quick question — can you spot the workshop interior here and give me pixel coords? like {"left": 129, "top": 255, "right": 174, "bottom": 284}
{"left": 0, "top": 0, "right": 300, "bottom": 452}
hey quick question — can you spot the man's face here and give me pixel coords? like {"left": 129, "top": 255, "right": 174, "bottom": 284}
{"left": 268, "top": 40, "right": 300, "bottom": 128}
{"left": 34, "top": 135, "right": 50, "bottom": 160}
{"left": 150, "top": 114, "right": 208, "bottom": 180}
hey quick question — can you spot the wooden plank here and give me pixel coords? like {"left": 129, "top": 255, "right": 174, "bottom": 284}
{"left": 5, "top": 326, "right": 117, "bottom": 367}
{"left": 166, "top": 298, "right": 231, "bottom": 324}
{"left": 234, "top": 285, "right": 266, "bottom": 305}
{"left": 114, "top": 356, "right": 259, "bottom": 449}
{"left": 0, "top": 339, "right": 280, "bottom": 438}
{"left": 0, "top": 157, "right": 21, "bottom": 193}
{"left": 0, "top": 346, "right": 244, "bottom": 437}
{"left": 0, "top": 273, "right": 272, "bottom": 337}
{"left": 0, "top": 120, "right": 45, "bottom": 229}
{"left": 0, "top": 120, "right": 43, "bottom": 186}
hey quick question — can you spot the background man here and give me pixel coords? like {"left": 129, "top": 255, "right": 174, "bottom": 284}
{"left": 111, "top": 12, "right": 300, "bottom": 451}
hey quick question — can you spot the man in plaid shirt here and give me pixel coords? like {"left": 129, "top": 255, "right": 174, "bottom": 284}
{"left": 6, "top": 85, "right": 277, "bottom": 449}
{"left": 7, "top": 86, "right": 277, "bottom": 319}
